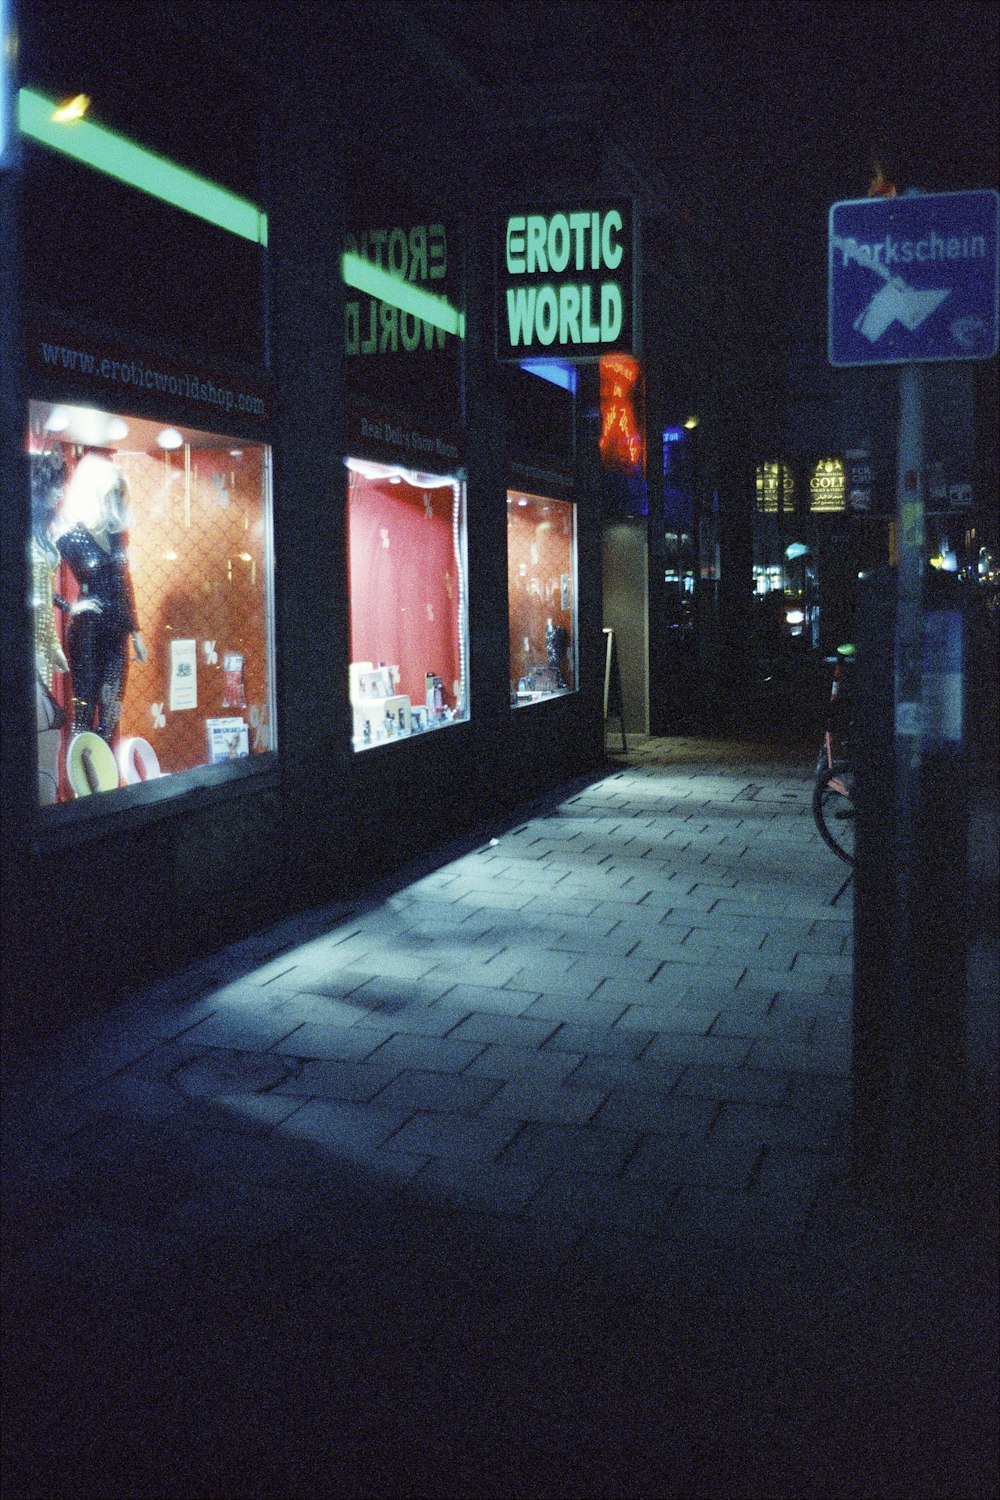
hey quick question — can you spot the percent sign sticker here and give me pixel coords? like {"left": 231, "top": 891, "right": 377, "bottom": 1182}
{"left": 248, "top": 704, "right": 269, "bottom": 749}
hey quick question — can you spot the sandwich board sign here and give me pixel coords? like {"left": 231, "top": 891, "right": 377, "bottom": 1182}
{"left": 829, "top": 190, "right": 999, "bottom": 367}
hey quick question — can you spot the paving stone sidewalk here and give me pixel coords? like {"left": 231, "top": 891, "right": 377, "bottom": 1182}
{"left": 3, "top": 737, "right": 996, "bottom": 1500}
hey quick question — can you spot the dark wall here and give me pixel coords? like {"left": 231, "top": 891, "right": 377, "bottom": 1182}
{"left": 2, "top": 2, "right": 607, "bottom": 1036}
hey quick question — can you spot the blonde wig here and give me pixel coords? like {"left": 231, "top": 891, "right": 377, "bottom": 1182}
{"left": 57, "top": 454, "right": 132, "bottom": 536}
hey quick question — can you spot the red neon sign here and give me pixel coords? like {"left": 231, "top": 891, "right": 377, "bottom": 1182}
{"left": 599, "top": 353, "right": 644, "bottom": 474}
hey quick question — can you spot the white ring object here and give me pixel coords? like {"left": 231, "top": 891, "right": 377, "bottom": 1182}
{"left": 117, "top": 736, "right": 162, "bottom": 784}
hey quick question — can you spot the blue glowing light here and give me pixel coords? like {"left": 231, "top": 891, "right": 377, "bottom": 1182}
{"left": 519, "top": 360, "right": 578, "bottom": 394}
{"left": 0, "top": 0, "right": 11, "bottom": 169}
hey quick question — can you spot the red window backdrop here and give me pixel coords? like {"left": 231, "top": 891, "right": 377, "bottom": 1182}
{"left": 347, "top": 463, "right": 466, "bottom": 712}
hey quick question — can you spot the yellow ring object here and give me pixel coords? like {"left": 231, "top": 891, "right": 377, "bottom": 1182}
{"left": 66, "top": 732, "right": 119, "bottom": 796}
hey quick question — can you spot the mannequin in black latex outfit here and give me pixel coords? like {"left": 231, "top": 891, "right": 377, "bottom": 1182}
{"left": 546, "top": 618, "right": 570, "bottom": 689}
{"left": 56, "top": 454, "right": 147, "bottom": 742}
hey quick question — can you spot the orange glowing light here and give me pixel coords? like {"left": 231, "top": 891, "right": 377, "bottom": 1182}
{"left": 867, "top": 161, "right": 897, "bottom": 199}
{"left": 599, "top": 354, "right": 645, "bottom": 475}
{"left": 52, "top": 93, "right": 90, "bottom": 122}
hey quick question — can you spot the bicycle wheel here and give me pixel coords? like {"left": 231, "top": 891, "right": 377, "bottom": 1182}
{"left": 813, "top": 762, "right": 856, "bottom": 864}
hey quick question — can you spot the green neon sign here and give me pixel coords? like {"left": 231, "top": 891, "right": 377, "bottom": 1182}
{"left": 17, "top": 87, "right": 268, "bottom": 245}
{"left": 496, "top": 200, "right": 638, "bottom": 362}
{"left": 342, "top": 251, "right": 465, "bottom": 340}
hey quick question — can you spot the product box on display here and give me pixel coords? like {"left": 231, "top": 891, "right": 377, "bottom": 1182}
{"left": 206, "top": 717, "right": 250, "bottom": 762}
{"left": 169, "top": 638, "right": 198, "bottom": 711}
{"left": 353, "top": 694, "right": 412, "bottom": 744}
{"left": 349, "top": 662, "right": 374, "bottom": 700}
{"left": 383, "top": 694, "right": 411, "bottom": 734}
{"left": 354, "top": 666, "right": 396, "bottom": 700}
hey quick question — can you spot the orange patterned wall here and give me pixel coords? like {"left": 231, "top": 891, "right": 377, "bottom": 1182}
{"left": 507, "top": 492, "right": 575, "bottom": 691}
{"left": 119, "top": 444, "right": 271, "bottom": 770}
{"left": 47, "top": 432, "right": 271, "bottom": 790}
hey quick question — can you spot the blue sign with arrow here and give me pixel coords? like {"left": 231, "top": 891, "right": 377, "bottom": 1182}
{"left": 829, "top": 190, "right": 999, "bottom": 367}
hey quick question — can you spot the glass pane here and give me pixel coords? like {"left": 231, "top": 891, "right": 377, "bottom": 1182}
{"left": 343, "top": 215, "right": 464, "bottom": 427}
{"left": 28, "top": 401, "right": 275, "bottom": 805}
{"left": 507, "top": 491, "right": 577, "bottom": 704}
{"left": 347, "top": 458, "right": 468, "bottom": 748}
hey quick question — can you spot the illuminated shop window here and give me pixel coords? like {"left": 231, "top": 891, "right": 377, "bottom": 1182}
{"left": 28, "top": 401, "right": 275, "bottom": 807}
{"left": 809, "top": 457, "right": 846, "bottom": 513}
{"left": 347, "top": 459, "right": 468, "bottom": 748}
{"left": 507, "top": 492, "right": 577, "bottom": 705}
{"left": 755, "top": 461, "right": 795, "bottom": 514}
{"left": 753, "top": 563, "right": 787, "bottom": 596}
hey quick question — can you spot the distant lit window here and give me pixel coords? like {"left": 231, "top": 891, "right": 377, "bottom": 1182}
{"left": 756, "top": 461, "right": 794, "bottom": 514}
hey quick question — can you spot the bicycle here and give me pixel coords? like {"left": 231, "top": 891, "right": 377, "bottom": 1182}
{"left": 812, "top": 646, "right": 856, "bottom": 865}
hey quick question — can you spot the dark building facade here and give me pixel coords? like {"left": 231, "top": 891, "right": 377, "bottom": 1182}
{"left": 0, "top": 1, "right": 616, "bottom": 1028}
{"left": 6, "top": 2, "right": 994, "bottom": 1032}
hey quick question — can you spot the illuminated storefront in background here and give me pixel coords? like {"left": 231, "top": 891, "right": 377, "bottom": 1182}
{"left": 755, "top": 460, "right": 795, "bottom": 514}
{"left": 809, "top": 457, "right": 846, "bottom": 513}
{"left": 752, "top": 451, "right": 886, "bottom": 652}
{"left": 753, "top": 460, "right": 796, "bottom": 597}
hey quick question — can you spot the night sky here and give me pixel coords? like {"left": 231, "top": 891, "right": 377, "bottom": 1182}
{"left": 412, "top": 1, "right": 999, "bottom": 199}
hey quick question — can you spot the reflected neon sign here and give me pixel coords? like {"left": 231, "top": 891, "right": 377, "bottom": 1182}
{"left": 341, "top": 220, "right": 465, "bottom": 350}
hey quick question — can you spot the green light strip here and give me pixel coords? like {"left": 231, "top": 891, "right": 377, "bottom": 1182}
{"left": 17, "top": 87, "right": 268, "bottom": 246}
{"left": 342, "top": 251, "right": 465, "bottom": 339}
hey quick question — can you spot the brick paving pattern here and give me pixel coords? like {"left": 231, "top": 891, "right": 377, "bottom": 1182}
{"left": 2, "top": 736, "right": 996, "bottom": 1499}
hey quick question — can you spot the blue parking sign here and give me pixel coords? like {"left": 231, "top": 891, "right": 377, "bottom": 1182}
{"left": 829, "top": 191, "right": 999, "bottom": 367}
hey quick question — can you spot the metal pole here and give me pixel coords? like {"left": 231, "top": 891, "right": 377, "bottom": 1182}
{"left": 894, "top": 361, "right": 926, "bottom": 817}
{"left": 888, "top": 358, "right": 926, "bottom": 1198}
